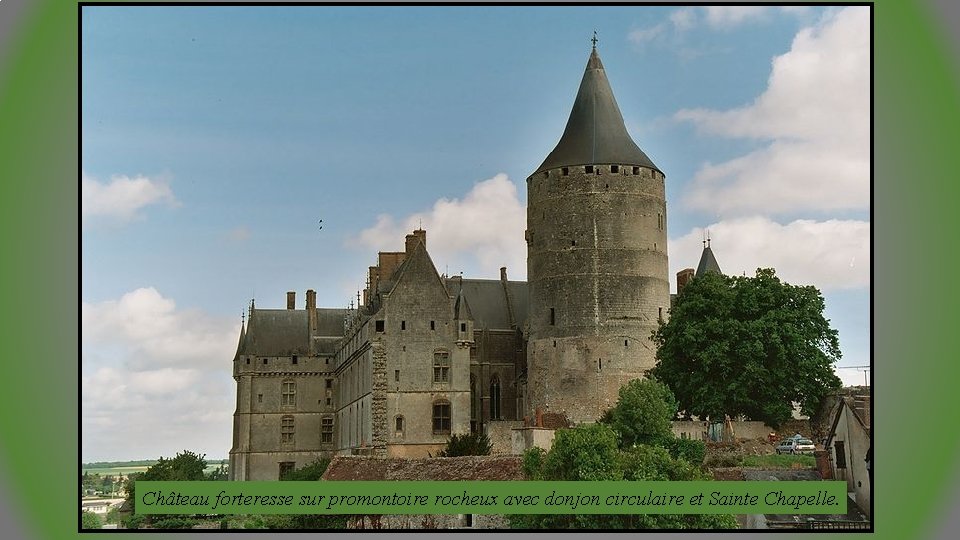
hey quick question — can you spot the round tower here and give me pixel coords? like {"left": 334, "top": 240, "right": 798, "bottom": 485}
{"left": 526, "top": 44, "right": 670, "bottom": 423}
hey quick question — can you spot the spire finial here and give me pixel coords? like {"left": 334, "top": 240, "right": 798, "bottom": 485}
{"left": 241, "top": 310, "right": 245, "bottom": 327}
{"left": 591, "top": 30, "right": 598, "bottom": 49}
{"left": 706, "top": 229, "right": 711, "bottom": 249}
{"left": 702, "top": 230, "right": 706, "bottom": 249}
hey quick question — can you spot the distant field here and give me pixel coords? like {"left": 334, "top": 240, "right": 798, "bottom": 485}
{"left": 82, "top": 460, "right": 228, "bottom": 476}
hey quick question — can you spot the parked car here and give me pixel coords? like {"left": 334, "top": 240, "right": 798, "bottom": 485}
{"left": 775, "top": 438, "right": 816, "bottom": 455}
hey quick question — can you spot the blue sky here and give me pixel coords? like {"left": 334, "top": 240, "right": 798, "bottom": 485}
{"left": 81, "top": 6, "right": 870, "bottom": 461}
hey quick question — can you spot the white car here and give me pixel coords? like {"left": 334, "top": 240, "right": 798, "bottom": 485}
{"left": 775, "top": 438, "right": 815, "bottom": 455}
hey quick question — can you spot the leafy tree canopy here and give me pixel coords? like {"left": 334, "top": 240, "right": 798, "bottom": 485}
{"left": 124, "top": 450, "right": 208, "bottom": 519}
{"left": 511, "top": 424, "right": 735, "bottom": 529}
{"left": 600, "top": 378, "right": 677, "bottom": 448}
{"left": 650, "top": 269, "right": 842, "bottom": 428}
{"left": 81, "top": 511, "right": 103, "bottom": 530}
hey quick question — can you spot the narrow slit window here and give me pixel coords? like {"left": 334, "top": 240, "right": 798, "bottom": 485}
{"left": 395, "top": 369, "right": 400, "bottom": 382}
{"left": 401, "top": 320, "right": 406, "bottom": 330}
{"left": 550, "top": 308, "right": 555, "bottom": 326}
{"left": 430, "top": 320, "right": 435, "bottom": 330}
{"left": 561, "top": 167, "right": 569, "bottom": 176}
{"left": 292, "top": 355, "right": 298, "bottom": 365}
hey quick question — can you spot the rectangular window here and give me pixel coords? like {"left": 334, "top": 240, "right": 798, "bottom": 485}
{"left": 585, "top": 165, "right": 594, "bottom": 174}
{"left": 550, "top": 308, "right": 555, "bottom": 326}
{"left": 246, "top": 358, "right": 250, "bottom": 365}
{"left": 460, "top": 322, "right": 467, "bottom": 332}
{"left": 258, "top": 393, "right": 263, "bottom": 403}
{"left": 633, "top": 166, "right": 640, "bottom": 175}
{"left": 658, "top": 307, "right": 663, "bottom": 322}
{"left": 432, "top": 403, "right": 451, "bottom": 434}
{"left": 292, "top": 355, "right": 298, "bottom": 364}
{"left": 281, "top": 416, "right": 294, "bottom": 444}
{"left": 835, "top": 441, "right": 847, "bottom": 469}
{"left": 395, "top": 416, "right": 404, "bottom": 432}
{"left": 401, "top": 320, "right": 406, "bottom": 330}
{"left": 263, "top": 358, "right": 268, "bottom": 365}
{"left": 325, "top": 397, "right": 331, "bottom": 406}
{"left": 611, "top": 165, "right": 619, "bottom": 173}
{"left": 430, "top": 320, "right": 435, "bottom": 330}
{"left": 561, "top": 167, "right": 569, "bottom": 176}
{"left": 433, "top": 351, "right": 450, "bottom": 383}
{"left": 279, "top": 461, "right": 295, "bottom": 479}
{"left": 326, "top": 379, "right": 333, "bottom": 389}
{"left": 375, "top": 320, "right": 385, "bottom": 332}
{"left": 281, "top": 381, "right": 296, "bottom": 407}
{"left": 395, "top": 369, "right": 400, "bottom": 382}
{"left": 321, "top": 418, "right": 333, "bottom": 443}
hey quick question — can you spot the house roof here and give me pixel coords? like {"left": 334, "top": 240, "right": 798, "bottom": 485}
{"left": 237, "top": 308, "right": 349, "bottom": 356}
{"left": 825, "top": 395, "right": 871, "bottom": 446}
{"left": 444, "top": 278, "right": 529, "bottom": 330}
{"left": 534, "top": 46, "right": 659, "bottom": 175}
{"left": 321, "top": 456, "right": 525, "bottom": 481}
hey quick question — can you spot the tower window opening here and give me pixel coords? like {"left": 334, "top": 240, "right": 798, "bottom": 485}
{"left": 549, "top": 308, "right": 555, "bottom": 326}
{"left": 633, "top": 166, "right": 640, "bottom": 175}
{"left": 561, "top": 167, "right": 569, "bottom": 176}
{"left": 292, "top": 355, "right": 298, "bottom": 365}
{"left": 460, "top": 322, "right": 467, "bottom": 332}
{"left": 585, "top": 165, "right": 594, "bottom": 174}
{"left": 375, "top": 320, "right": 384, "bottom": 332}
{"left": 395, "top": 369, "right": 400, "bottom": 382}
{"left": 246, "top": 358, "right": 250, "bottom": 365}
{"left": 605, "top": 184, "right": 609, "bottom": 189}
{"left": 625, "top": 340, "right": 628, "bottom": 347}
{"left": 263, "top": 358, "right": 268, "bottom": 365}
{"left": 553, "top": 340, "right": 556, "bottom": 347}
{"left": 571, "top": 240, "right": 576, "bottom": 247}
{"left": 543, "top": 171, "right": 549, "bottom": 179}
{"left": 658, "top": 307, "right": 663, "bottom": 322}
{"left": 258, "top": 393, "right": 263, "bottom": 403}
{"left": 430, "top": 320, "right": 435, "bottom": 330}
{"left": 611, "top": 165, "right": 619, "bottom": 173}
{"left": 401, "top": 320, "right": 406, "bottom": 330}
{"left": 598, "top": 358, "right": 602, "bottom": 371}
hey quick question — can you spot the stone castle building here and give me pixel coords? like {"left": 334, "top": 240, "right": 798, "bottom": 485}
{"left": 230, "top": 44, "right": 673, "bottom": 480}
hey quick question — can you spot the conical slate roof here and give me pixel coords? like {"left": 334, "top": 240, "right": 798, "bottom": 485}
{"left": 695, "top": 246, "right": 722, "bottom": 277}
{"left": 535, "top": 46, "right": 659, "bottom": 175}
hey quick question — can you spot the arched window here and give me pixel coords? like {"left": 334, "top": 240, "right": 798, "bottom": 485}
{"left": 432, "top": 400, "right": 451, "bottom": 434}
{"left": 281, "top": 380, "right": 296, "bottom": 407}
{"left": 433, "top": 350, "right": 450, "bottom": 383}
{"left": 490, "top": 376, "right": 501, "bottom": 420}
{"left": 280, "top": 415, "right": 294, "bottom": 444}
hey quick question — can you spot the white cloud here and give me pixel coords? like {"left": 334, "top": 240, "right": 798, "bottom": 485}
{"left": 669, "top": 217, "right": 870, "bottom": 292}
{"left": 82, "top": 287, "right": 240, "bottom": 370}
{"left": 703, "top": 6, "right": 772, "bottom": 28}
{"left": 675, "top": 7, "right": 870, "bottom": 216}
{"left": 353, "top": 174, "right": 527, "bottom": 280}
{"left": 82, "top": 288, "right": 239, "bottom": 461}
{"left": 82, "top": 171, "right": 179, "bottom": 224}
{"left": 669, "top": 8, "right": 696, "bottom": 31}
{"left": 628, "top": 23, "right": 667, "bottom": 45}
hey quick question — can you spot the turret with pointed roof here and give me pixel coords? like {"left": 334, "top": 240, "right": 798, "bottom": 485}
{"left": 536, "top": 45, "right": 659, "bottom": 174}
{"left": 526, "top": 41, "right": 671, "bottom": 424}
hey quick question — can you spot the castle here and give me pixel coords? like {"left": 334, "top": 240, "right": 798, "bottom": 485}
{"left": 229, "top": 44, "right": 678, "bottom": 480}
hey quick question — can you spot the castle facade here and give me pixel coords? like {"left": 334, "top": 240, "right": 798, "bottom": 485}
{"left": 229, "top": 45, "right": 669, "bottom": 480}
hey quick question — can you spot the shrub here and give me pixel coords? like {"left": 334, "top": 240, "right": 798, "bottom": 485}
{"left": 436, "top": 432, "right": 493, "bottom": 457}
{"left": 661, "top": 438, "right": 707, "bottom": 465}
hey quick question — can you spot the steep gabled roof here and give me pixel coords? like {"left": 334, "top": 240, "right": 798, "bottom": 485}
{"left": 535, "top": 46, "right": 659, "bottom": 174}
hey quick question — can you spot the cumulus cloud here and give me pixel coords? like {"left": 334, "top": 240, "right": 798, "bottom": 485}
{"left": 353, "top": 173, "right": 527, "bottom": 280}
{"left": 630, "top": 6, "right": 810, "bottom": 47}
{"left": 676, "top": 7, "right": 869, "bottom": 216}
{"left": 82, "top": 287, "right": 239, "bottom": 461}
{"left": 669, "top": 217, "right": 870, "bottom": 292}
{"left": 82, "top": 171, "right": 179, "bottom": 225}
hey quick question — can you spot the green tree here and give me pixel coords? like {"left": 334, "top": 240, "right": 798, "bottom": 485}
{"left": 651, "top": 269, "right": 842, "bottom": 428}
{"left": 436, "top": 432, "right": 493, "bottom": 457}
{"left": 81, "top": 511, "right": 103, "bottom": 529}
{"left": 206, "top": 462, "right": 229, "bottom": 481}
{"left": 601, "top": 378, "right": 677, "bottom": 448}
{"left": 123, "top": 450, "right": 208, "bottom": 528}
{"left": 510, "top": 424, "right": 736, "bottom": 529}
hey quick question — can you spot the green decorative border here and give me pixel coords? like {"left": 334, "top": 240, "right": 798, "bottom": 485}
{"left": 0, "top": 1, "right": 956, "bottom": 537}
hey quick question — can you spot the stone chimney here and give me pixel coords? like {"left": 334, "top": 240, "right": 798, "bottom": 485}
{"left": 286, "top": 291, "right": 296, "bottom": 310}
{"left": 306, "top": 289, "right": 317, "bottom": 335}
{"left": 404, "top": 228, "right": 427, "bottom": 254}
{"left": 677, "top": 268, "right": 695, "bottom": 293}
